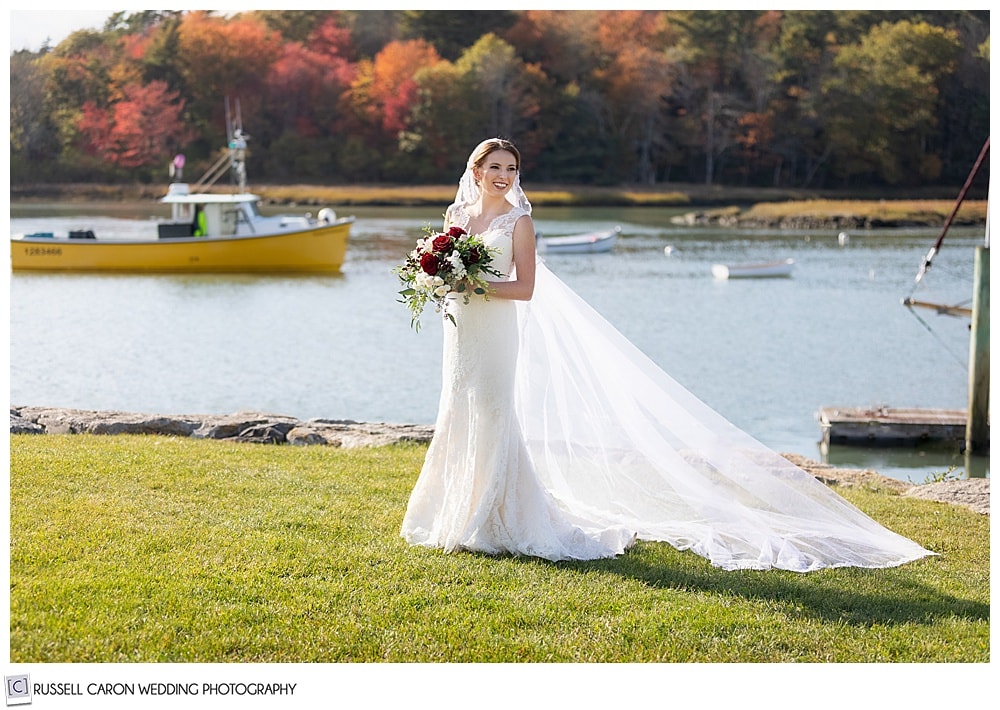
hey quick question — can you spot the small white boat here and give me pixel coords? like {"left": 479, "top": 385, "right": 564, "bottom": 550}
{"left": 538, "top": 226, "right": 620, "bottom": 254}
{"left": 711, "top": 258, "right": 795, "bottom": 279}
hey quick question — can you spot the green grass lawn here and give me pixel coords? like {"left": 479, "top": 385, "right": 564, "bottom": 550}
{"left": 8, "top": 434, "right": 989, "bottom": 663}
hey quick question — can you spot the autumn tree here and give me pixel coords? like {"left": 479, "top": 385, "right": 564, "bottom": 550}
{"left": 133, "top": 12, "right": 187, "bottom": 92}
{"left": 587, "top": 11, "right": 678, "bottom": 183}
{"left": 401, "top": 33, "right": 557, "bottom": 180}
{"left": 339, "top": 11, "right": 403, "bottom": 59}
{"left": 921, "top": 10, "right": 990, "bottom": 183}
{"left": 253, "top": 10, "right": 336, "bottom": 44}
{"left": 821, "top": 20, "right": 963, "bottom": 184}
{"left": 452, "top": 34, "right": 556, "bottom": 172}
{"left": 399, "top": 10, "right": 517, "bottom": 60}
{"left": 39, "top": 30, "right": 120, "bottom": 153}
{"left": 504, "top": 11, "right": 615, "bottom": 183}
{"left": 7, "top": 9, "right": 991, "bottom": 189}
{"left": 10, "top": 52, "right": 62, "bottom": 181}
{"left": 174, "top": 11, "right": 284, "bottom": 144}
{"left": 728, "top": 11, "right": 784, "bottom": 185}
{"left": 255, "top": 15, "right": 356, "bottom": 180}
{"left": 667, "top": 10, "right": 774, "bottom": 184}
{"left": 504, "top": 11, "right": 604, "bottom": 85}
{"left": 400, "top": 60, "right": 477, "bottom": 179}
{"left": 76, "top": 80, "right": 194, "bottom": 175}
{"left": 767, "top": 10, "right": 845, "bottom": 187}
{"left": 346, "top": 39, "right": 442, "bottom": 179}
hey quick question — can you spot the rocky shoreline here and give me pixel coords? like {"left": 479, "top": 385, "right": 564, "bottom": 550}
{"left": 10, "top": 405, "right": 434, "bottom": 449}
{"left": 10, "top": 406, "right": 988, "bottom": 516}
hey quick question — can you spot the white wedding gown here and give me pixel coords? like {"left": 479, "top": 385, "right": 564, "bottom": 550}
{"left": 400, "top": 206, "right": 934, "bottom": 571}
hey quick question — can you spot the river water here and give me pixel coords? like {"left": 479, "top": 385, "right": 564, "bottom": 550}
{"left": 8, "top": 203, "right": 988, "bottom": 482}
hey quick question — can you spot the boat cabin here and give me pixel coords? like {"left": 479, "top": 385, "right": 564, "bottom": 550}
{"left": 159, "top": 183, "right": 268, "bottom": 238}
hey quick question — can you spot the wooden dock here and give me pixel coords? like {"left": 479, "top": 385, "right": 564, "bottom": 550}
{"left": 818, "top": 406, "right": 969, "bottom": 448}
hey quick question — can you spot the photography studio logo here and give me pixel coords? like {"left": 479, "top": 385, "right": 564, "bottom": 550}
{"left": 5, "top": 675, "right": 31, "bottom": 706}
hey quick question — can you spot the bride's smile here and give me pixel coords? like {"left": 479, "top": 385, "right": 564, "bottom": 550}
{"left": 476, "top": 151, "right": 518, "bottom": 198}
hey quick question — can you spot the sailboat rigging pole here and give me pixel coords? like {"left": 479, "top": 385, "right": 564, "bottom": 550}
{"left": 908, "top": 136, "right": 989, "bottom": 296}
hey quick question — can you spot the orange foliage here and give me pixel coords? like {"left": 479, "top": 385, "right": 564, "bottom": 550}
{"left": 595, "top": 10, "right": 663, "bottom": 54}
{"left": 370, "top": 40, "right": 442, "bottom": 133}
{"left": 120, "top": 31, "right": 153, "bottom": 62}
{"left": 176, "top": 11, "right": 284, "bottom": 115}
{"left": 503, "top": 11, "right": 602, "bottom": 82}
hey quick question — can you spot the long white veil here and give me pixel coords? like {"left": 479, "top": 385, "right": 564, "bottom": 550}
{"left": 513, "top": 260, "right": 933, "bottom": 571}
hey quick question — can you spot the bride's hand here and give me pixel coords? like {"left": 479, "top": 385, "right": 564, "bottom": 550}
{"left": 457, "top": 278, "right": 489, "bottom": 297}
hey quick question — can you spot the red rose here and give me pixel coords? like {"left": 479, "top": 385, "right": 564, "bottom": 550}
{"left": 467, "top": 247, "right": 481, "bottom": 263}
{"left": 447, "top": 226, "right": 466, "bottom": 238}
{"left": 419, "top": 252, "right": 440, "bottom": 275}
{"left": 432, "top": 235, "right": 452, "bottom": 252}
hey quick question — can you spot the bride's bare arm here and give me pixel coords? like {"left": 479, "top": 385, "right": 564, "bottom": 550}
{"left": 486, "top": 215, "right": 536, "bottom": 301}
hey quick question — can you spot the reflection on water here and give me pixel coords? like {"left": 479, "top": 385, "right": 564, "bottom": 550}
{"left": 823, "top": 444, "right": 989, "bottom": 483}
{"left": 9, "top": 205, "right": 989, "bottom": 482}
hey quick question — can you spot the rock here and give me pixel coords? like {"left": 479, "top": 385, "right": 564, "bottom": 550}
{"left": 286, "top": 426, "right": 334, "bottom": 447}
{"left": 191, "top": 412, "right": 299, "bottom": 441}
{"left": 232, "top": 422, "right": 297, "bottom": 445}
{"left": 10, "top": 406, "right": 431, "bottom": 449}
{"left": 13, "top": 406, "right": 199, "bottom": 437}
{"left": 9, "top": 410, "right": 44, "bottom": 434}
{"left": 780, "top": 453, "right": 911, "bottom": 493}
{"left": 294, "top": 419, "right": 434, "bottom": 448}
{"left": 782, "top": 452, "right": 989, "bottom": 516}
{"left": 903, "top": 478, "right": 990, "bottom": 516}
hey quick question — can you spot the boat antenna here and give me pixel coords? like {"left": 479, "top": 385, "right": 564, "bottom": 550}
{"left": 225, "top": 96, "right": 248, "bottom": 192}
{"left": 907, "top": 136, "right": 989, "bottom": 297}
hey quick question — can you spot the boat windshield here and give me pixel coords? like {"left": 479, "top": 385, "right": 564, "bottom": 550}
{"left": 244, "top": 200, "right": 263, "bottom": 218}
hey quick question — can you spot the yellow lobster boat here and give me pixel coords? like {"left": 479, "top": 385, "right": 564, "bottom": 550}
{"left": 11, "top": 110, "right": 353, "bottom": 274}
{"left": 11, "top": 189, "right": 353, "bottom": 274}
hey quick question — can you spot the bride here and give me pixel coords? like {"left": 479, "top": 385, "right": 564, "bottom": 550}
{"left": 400, "top": 138, "right": 933, "bottom": 572}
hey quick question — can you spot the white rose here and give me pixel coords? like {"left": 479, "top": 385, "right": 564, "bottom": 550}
{"left": 434, "top": 284, "right": 451, "bottom": 297}
{"left": 446, "top": 252, "right": 467, "bottom": 278}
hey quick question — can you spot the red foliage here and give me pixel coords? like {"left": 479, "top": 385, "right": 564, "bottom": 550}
{"left": 308, "top": 16, "right": 355, "bottom": 60}
{"left": 264, "top": 34, "right": 356, "bottom": 138}
{"left": 77, "top": 81, "right": 195, "bottom": 169}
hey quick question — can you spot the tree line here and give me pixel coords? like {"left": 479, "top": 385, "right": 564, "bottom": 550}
{"left": 9, "top": 10, "right": 990, "bottom": 190}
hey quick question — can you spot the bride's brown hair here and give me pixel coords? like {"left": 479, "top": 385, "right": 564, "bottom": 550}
{"left": 468, "top": 138, "right": 520, "bottom": 171}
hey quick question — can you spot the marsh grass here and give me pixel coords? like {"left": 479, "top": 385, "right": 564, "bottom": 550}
{"left": 252, "top": 186, "right": 989, "bottom": 223}
{"left": 256, "top": 184, "right": 694, "bottom": 207}
{"left": 17, "top": 183, "right": 986, "bottom": 220}
{"left": 8, "top": 434, "right": 989, "bottom": 663}
{"left": 741, "top": 198, "right": 988, "bottom": 224}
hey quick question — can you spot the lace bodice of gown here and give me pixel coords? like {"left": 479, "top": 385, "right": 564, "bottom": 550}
{"left": 445, "top": 202, "right": 521, "bottom": 280}
{"left": 399, "top": 202, "right": 637, "bottom": 561}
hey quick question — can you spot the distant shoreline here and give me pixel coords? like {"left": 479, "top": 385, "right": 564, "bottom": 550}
{"left": 11, "top": 183, "right": 987, "bottom": 229}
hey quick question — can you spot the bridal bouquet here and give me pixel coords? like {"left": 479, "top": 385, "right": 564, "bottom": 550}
{"left": 394, "top": 225, "right": 502, "bottom": 330}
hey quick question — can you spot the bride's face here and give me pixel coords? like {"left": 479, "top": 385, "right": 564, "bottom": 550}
{"left": 475, "top": 149, "right": 518, "bottom": 199}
